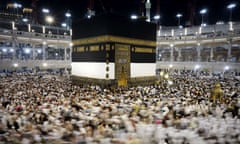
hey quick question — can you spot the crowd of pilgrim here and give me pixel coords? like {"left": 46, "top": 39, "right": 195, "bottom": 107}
{"left": 0, "top": 71, "right": 239, "bottom": 144}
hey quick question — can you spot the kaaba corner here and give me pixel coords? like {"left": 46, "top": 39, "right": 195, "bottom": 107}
{"left": 71, "top": 13, "right": 157, "bottom": 87}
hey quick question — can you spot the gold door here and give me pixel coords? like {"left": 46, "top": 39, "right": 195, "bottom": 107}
{"left": 115, "top": 44, "right": 130, "bottom": 87}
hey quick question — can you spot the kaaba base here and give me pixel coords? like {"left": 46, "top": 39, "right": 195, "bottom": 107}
{"left": 71, "top": 75, "right": 156, "bottom": 88}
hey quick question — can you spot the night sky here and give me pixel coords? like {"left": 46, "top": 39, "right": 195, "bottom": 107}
{"left": 0, "top": 0, "right": 239, "bottom": 26}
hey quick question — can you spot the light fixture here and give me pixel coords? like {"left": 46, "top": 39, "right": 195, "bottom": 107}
{"left": 65, "top": 12, "right": 71, "bottom": 17}
{"left": 2, "top": 48, "right": 7, "bottom": 53}
{"left": 168, "top": 80, "right": 173, "bottom": 85}
{"left": 227, "top": 3, "right": 236, "bottom": 9}
{"left": 22, "top": 18, "right": 28, "bottom": 22}
{"left": 131, "top": 15, "right": 138, "bottom": 20}
{"left": 200, "top": 9, "right": 207, "bottom": 14}
{"left": 43, "top": 63, "right": 47, "bottom": 67}
{"left": 224, "top": 66, "right": 229, "bottom": 70}
{"left": 176, "top": 13, "right": 182, "bottom": 18}
{"left": 154, "top": 15, "right": 160, "bottom": 20}
{"left": 227, "top": 3, "right": 237, "bottom": 22}
{"left": 24, "top": 48, "right": 31, "bottom": 54}
{"left": 164, "top": 74, "right": 169, "bottom": 79}
{"left": 37, "top": 49, "right": 42, "bottom": 53}
{"left": 195, "top": 65, "right": 200, "bottom": 70}
{"left": 45, "top": 16, "right": 54, "bottom": 24}
{"left": 13, "top": 63, "right": 18, "bottom": 67}
{"left": 13, "top": 3, "right": 22, "bottom": 8}
{"left": 160, "top": 71, "right": 164, "bottom": 76}
{"left": 42, "top": 8, "right": 50, "bottom": 14}
{"left": 61, "top": 23, "right": 67, "bottom": 27}
{"left": 200, "top": 8, "right": 207, "bottom": 25}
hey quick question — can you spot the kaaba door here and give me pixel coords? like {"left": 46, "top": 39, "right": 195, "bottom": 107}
{"left": 115, "top": 44, "right": 130, "bottom": 87}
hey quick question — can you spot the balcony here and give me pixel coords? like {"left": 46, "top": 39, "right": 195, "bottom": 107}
{"left": 0, "top": 60, "right": 71, "bottom": 70}
{"left": 156, "top": 61, "right": 240, "bottom": 71}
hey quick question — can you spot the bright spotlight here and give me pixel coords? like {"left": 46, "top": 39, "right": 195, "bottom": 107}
{"left": 37, "top": 49, "right": 42, "bottom": 53}
{"left": 164, "top": 73, "right": 169, "bottom": 79}
{"left": 200, "top": 9, "right": 207, "bottom": 14}
{"left": 45, "top": 16, "right": 54, "bottom": 24}
{"left": 22, "top": 18, "right": 28, "bottom": 22}
{"left": 24, "top": 48, "right": 31, "bottom": 54}
{"left": 224, "top": 66, "right": 229, "bottom": 70}
{"left": 169, "top": 64, "right": 173, "bottom": 68}
{"left": 195, "top": 65, "right": 200, "bottom": 70}
{"left": 13, "top": 3, "right": 22, "bottom": 8}
{"left": 168, "top": 80, "right": 173, "bottom": 85}
{"left": 65, "top": 12, "right": 71, "bottom": 17}
{"left": 227, "top": 3, "right": 236, "bottom": 9}
{"left": 42, "top": 8, "right": 50, "bottom": 14}
{"left": 176, "top": 13, "right": 182, "bottom": 18}
{"left": 13, "top": 63, "right": 18, "bottom": 67}
{"left": 61, "top": 23, "right": 67, "bottom": 27}
{"left": 131, "top": 15, "right": 138, "bottom": 20}
{"left": 160, "top": 71, "right": 164, "bottom": 76}
{"left": 13, "top": 3, "right": 18, "bottom": 8}
{"left": 201, "top": 23, "right": 207, "bottom": 27}
{"left": 43, "top": 63, "right": 47, "bottom": 67}
{"left": 154, "top": 15, "right": 160, "bottom": 20}
{"left": 2, "top": 48, "right": 7, "bottom": 53}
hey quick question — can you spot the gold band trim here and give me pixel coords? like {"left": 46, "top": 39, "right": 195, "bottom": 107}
{"left": 73, "top": 35, "right": 156, "bottom": 47}
{"left": 135, "top": 47, "right": 154, "bottom": 53}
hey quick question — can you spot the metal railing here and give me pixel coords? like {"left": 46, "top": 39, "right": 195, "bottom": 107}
{"left": 156, "top": 61, "right": 240, "bottom": 71}
{"left": 158, "top": 22, "right": 240, "bottom": 42}
{"left": 0, "top": 28, "right": 71, "bottom": 41}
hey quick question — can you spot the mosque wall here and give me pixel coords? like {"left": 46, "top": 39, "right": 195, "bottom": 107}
{"left": 71, "top": 62, "right": 115, "bottom": 79}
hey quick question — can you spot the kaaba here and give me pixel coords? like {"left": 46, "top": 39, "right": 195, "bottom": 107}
{"left": 72, "top": 13, "right": 156, "bottom": 87}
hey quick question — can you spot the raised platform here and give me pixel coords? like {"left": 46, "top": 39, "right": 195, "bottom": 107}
{"left": 71, "top": 75, "right": 156, "bottom": 88}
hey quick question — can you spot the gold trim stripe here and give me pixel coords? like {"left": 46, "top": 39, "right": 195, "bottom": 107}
{"left": 135, "top": 47, "right": 154, "bottom": 53}
{"left": 90, "top": 45, "right": 99, "bottom": 51}
{"left": 75, "top": 47, "right": 84, "bottom": 52}
{"left": 106, "top": 44, "right": 110, "bottom": 51}
{"left": 116, "top": 44, "right": 129, "bottom": 51}
{"left": 73, "top": 35, "right": 156, "bottom": 47}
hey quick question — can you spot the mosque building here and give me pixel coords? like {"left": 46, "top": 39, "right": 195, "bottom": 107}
{"left": 0, "top": 2, "right": 72, "bottom": 73}
{"left": 156, "top": 22, "right": 240, "bottom": 76}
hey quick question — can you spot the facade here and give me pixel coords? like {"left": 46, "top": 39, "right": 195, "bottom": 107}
{"left": 72, "top": 14, "right": 156, "bottom": 86}
{"left": 156, "top": 22, "right": 240, "bottom": 75}
{"left": 0, "top": 20, "right": 72, "bottom": 73}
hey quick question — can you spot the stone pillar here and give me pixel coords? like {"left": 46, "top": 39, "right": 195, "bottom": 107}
{"left": 197, "top": 45, "right": 201, "bottom": 62}
{"left": 210, "top": 47, "right": 214, "bottom": 61}
{"left": 69, "top": 46, "right": 72, "bottom": 61}
{"left": 177, "top": 47, "right": 182, "bottom": 61}
{"left": 227, "top": 39, "right": 232, "bottom": 62}
{"left": 170, "top": 46, "right": 174, "bottom": 62}
{"left": 12, "top": 39, "right": 16, "bottom": 60}
{"left": 178, "top": 69, "right": 181, "bottom": 75}
{"left": 43, "top": 43, "right": 47, "bottom": 60}
{"left": 64, "top": 47, "right": 67, "bottom": 61}
{"left": 32, "top": 44, "right": 36, "bottom": 60}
